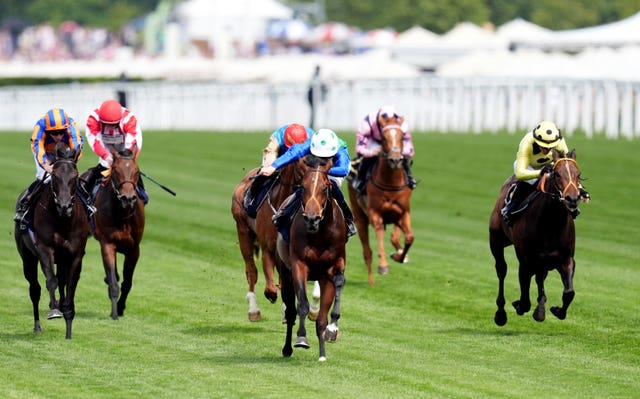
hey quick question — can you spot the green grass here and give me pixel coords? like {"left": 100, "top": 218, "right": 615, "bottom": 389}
{"left": 0, "top": 130, "right": 638, "bottom": 399}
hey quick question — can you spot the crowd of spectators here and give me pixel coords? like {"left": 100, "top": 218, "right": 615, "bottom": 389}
{"left": 0, "top": 21, "right": 137, "bottom": 62}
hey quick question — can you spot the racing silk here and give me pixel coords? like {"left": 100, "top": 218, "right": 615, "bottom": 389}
{"left": 86, "top": 106, "right": 142, "bottom": 167}
{"left": 263, "top": 124, "right": 315, "bottom": 167}
{"left": 31, "top": 115, "right": 83, "bottom": 174}
{"left": 356, "top": 112, "right": 414, "bottom": 158}
{"left": 271, "top": 138, "right": 351, "bottom": 178}
{"left": 515, "top": 132, "right": 569, "bottom": 181}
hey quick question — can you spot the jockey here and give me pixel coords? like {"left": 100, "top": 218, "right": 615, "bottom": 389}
{"left": 14, "top": 108, "right": 85, "bottom": 223}
{"left": 501, "top": 120, "right": 590, "bottom": 222}
{"left": 244, "top": 123, "right": 313, "bottom": 217}
{"left": 82, "top": 99, "right": 147, "bottom": 204}
{"left": 350, "top": 106, "right": 417, "bottom": 193}
{"left": 261, "top": 128, "right": 357, "bottom": 238}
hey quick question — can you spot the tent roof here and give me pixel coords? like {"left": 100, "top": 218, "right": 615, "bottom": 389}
{"left": 513, "top": 11, "right": 640, "bottom": 50}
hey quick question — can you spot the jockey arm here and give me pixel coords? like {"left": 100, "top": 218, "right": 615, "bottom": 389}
{"left": 355, "top": 117, "right": 379, "bottom": 158}
{"left": 329, "top": 146, "right": 350, "bottom": 178}
{"left": 31, "top": 122, "right": 50, "bottom": 170}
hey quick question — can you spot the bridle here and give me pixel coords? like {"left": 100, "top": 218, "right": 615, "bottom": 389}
{"left": 539, "top": 158, "right": 580, "bottom": 202}
{"left": 371, "top": 124, "right": 408, "bottom": 191}
{"left": 301, "top": 166, "right": 330, "bottom": 220}
{"left": 49, "top": 159, "right": 77, "bottom": 207}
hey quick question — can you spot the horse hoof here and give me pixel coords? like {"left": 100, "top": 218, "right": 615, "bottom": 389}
{"left": 47, "top": 309, "right": 63, "bottom": 319}
{"left": 550, "top": 306, "right": 566, "bottom": 320}
{"left": 390, "top": 252, "right": 409, "bottom": 264}
{"left": 319, "top": 356, "right": 327, "bottom": 362}
{"left": 494, "top": 310, "right": 507, "bottom": 326}
{"left": 323, "top": 325, "right": 339, "bottom": 343}
{"left": 294, "top": 337, "right": 310, "bottom": 349}
{"left": 533, "top": 308, "right": 546, "bottom": 322}
{"left": 378, "top": 266, "right": 390, "bottom": 275}
{"left": 512, "top": 300, "right": 529, "bottom": 315}
{"left": 282, "top": 346, "right": 293, "bottom": 358}
{"left": 308, "top": 311, "right": 318, "bottom": 321}
{"left": 248, "top": 311, "right": 261, "bottom": 322}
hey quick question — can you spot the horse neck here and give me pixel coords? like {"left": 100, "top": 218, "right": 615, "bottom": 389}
{"left": 273, "top": 164, "right": 297, "bottom": 203}
{"left": 527, "top": 191, "right": 571, "bottom": 228}
{"left": 375, "top": 153, "right": 406, "bottom": 185}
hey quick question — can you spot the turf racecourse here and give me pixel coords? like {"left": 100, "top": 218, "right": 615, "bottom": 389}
{"left": 0, "top": 130, "right": 638, "bottom": 399}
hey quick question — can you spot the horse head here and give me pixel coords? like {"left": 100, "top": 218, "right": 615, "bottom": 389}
{"left": 109, "top": 147, "right": 140, "bottom": 212}
{"left": 378, "top": 113, "right": 405, "bottom": 169}
{"left": 50, "top": 142, "right": 80, "bottom": 218}
{"left": 299, "top": 154, "right": 333, "bottom": 233}
{"left": 540, "top": 149, "right": 583, "bottom": 213}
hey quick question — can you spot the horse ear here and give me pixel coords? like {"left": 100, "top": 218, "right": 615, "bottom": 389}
{"left": 568, "top": 149, "right": 576, "bottom": 159}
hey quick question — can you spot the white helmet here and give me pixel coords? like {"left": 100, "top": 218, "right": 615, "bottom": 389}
{"left": 310, "top": 128, "right": 339, "bottom": 157}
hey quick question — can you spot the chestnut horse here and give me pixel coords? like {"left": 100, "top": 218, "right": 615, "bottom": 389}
{"left": 14, "top": 143, "right": 89, "bottom": 339}
{"left": 489, "top": 149, "right": 586, "bottom": 326}
{"left": 277, "top": 155, "right": 346, "bottom": 361}
{"left": 231, "top": 162, "right": 299, "bottom": 321}
{"left": 86, "top": 148, "right": 145, "bottom": 320}
{"left": 347, "top": 116, "right": 414, "bottom": 285}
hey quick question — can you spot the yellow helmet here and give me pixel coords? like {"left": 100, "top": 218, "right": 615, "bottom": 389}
{"left": 532, "top": 121, "right": 562, "bottom": 148}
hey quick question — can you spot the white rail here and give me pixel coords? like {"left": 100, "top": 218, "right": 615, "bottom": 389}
{"left": 1, "top": 77, "right": 638, "bottom": 138}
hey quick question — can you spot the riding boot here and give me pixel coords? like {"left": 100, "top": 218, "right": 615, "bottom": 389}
{"left": 14, "top": 179, "right": 43, "bottom": 223}
{"left": 403, "top": 158, "right": 417, "bottom": 189}
{"left": 82, "top": 164, "right": 107, "bottom": 196}
{"left": 137, "top": 177, "right": 149, "bottom": 205}
{"left": 500, "top": 182, "right": 518, "bottom": 223}
{"left": 331, "top": 181, "right": 356, "bottom": 238}
{"left": 501, "top": 181, "right": 533, "bottom": 224}
{"left": 354, "top": 157, "right": 376, "bottom": 194}
{"left": 272, "top": 189, "right": 301, "bottom": 230}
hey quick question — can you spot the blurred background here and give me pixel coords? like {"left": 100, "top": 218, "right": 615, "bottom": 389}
{"left": 1, "top": 0, "right": 639, "bottom": 137}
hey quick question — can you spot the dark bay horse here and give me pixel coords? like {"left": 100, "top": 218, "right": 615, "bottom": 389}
{"left": 348, "top": 116, "right": 414, "bottom": 285}
{"left": 277, "top": 155, "right": 346, "bottom": 361}
{"left": 231, "top": 163, "right": 299, "bottom": 321}
{"left": 489, "top": 149, "right": 586, "bottom": 326}
{"left": 86, "top": 148, "right": 145, "bottom": 320}
{"left": 14, "top": 143, "right": 89, "bottom": 339}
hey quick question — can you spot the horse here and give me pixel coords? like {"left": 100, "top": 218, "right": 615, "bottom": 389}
{"left": 277, "top": 154, "right": 346, "bottom": 361}
{"left": 14, "top": 142, "right": 89, "bottom": 339}
{"left": 489, "top": 149, "right": 586, "bottom": 326}
{"left": 85, "top": 148, "right": 145, "bottom": 320}
{"left": 347, "top": 117, "right": 414, "bottom": 285}
{"left": 231, "top": 162, "right": 300, "bottom": 321}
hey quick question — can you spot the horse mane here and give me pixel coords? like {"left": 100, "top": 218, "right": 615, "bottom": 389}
{"left": 54, "top": 142, "right": 75, "bottom": 161}
{"left": 304, "top": 154, "right": 330, "bottom": 168}
{"left": 118, "top": 149, "right": 134, "bottom": 158}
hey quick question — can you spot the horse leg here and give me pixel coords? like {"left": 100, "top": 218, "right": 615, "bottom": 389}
{"left": 261, "top": 251, "right": 278, "bottom": 304}
{"left": 323, "top": 265, "right": 345, "bottom": 345}
{"left": 241, "top": 233, "right": 261, "bottom": 321}
{"left": 550, "top": 257, "right": 576, "bottom": 320}
{"left": 37, "top": 249, "right": 62, "bottom": 319}
{"left": 292, "top": 261, "right": 310, "bottom": 349}
{"left": 533, "top": 271, "right": 548, "bottom": 322}
{"left": 60, "top": 256, "right": 83, "bottom": 339}
{"left": 101, "top": 243, "right": 120, "bottom": 320}
{"left": 21, "top": 251, "right": 42, "bottom": 333}
{"left": 308, "top": 281, "right": 320, "bottom": 321}
{"left": 513, "top": 264, "right": 532, "bottom": 315}
{"left": 372, "top": 219, "right": 389, "bottom": 275}
{"left": 490, "top": 241, "right": 508, "bottom": 326}
{"left": 279, "top": 266, "right": 296, "bottom": 357}
{"left": 117, "top": 246, "right": 140, "bottom": 317}
{"left": 316, "top": 278, "right": 331, "bottom": 362}
{"left": 390, "top": 215, "right": 414, "bottom": 264}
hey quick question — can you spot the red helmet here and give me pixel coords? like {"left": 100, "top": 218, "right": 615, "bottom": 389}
{"left": 284, "top": 124, "right": 308, "bottom": 148}
{"left": 98, "top": 99, "right": 123, "bottom": 124}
